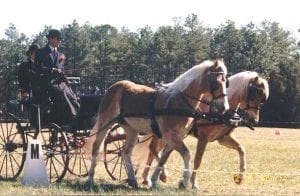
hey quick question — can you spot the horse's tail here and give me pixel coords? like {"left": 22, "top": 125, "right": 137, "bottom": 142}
{"left": 83, "top": 82, "right": 125, "bottom": 157}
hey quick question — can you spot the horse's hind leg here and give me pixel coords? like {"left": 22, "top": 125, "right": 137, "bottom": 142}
{"left": 86, "top": 126, "right": 109, "bottom": 185}
{"left": 218, "top": 135, "right": 246, "bottom": 184}
{"left": 190, "top": 139, "right": 208, "bottom": 189}
{"left": 122, "top": 128, "right": 139, "bottom": 188}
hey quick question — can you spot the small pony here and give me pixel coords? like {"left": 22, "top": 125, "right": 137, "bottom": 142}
{"left": 84, "top": 59, "right": 229, "bottom": 188}
{"left": 141, "top": 71, "right": 269, "bottom": 189}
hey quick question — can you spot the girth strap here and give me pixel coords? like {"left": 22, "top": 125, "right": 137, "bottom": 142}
{"left": 149, "top": 92, "right": 162, "bottom": 138}
{"left": 117, "top": 90, "right": 163, "bottom": 138}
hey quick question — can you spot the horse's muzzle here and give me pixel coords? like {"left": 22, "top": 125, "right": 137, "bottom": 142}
{"left": 244, "top": 114, "right": 259, "bottom": 125}
{"left": 210, "top": 101, "right": 229, "bottom": 114}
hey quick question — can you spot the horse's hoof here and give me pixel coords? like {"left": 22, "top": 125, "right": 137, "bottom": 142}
{"left": 150, "top": 180, "right": 158, "bottom": 189}
{"left": 84, "top": 180, "right": 94, "bottom": 190}
{"left": 233, "top": 174, "right": 243, "bottom": 184}
{"left": 159, "top": 173, "right": 167, "bottom": 183}
{"left": 142, "top": 180, "right": 149, "bottom": 186}
{"left": 192, "top": 183, "right": 200, "bottom": 190}
{"left": 178, "top": 180, "right": 188, "bottom": 189}
{"left": 127, "top": 179, "right": 138, "bottom": 188}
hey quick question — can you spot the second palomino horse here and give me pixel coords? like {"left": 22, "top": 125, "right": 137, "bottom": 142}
{"left": 85, "top": 59, "right": 230, "bottom": 188}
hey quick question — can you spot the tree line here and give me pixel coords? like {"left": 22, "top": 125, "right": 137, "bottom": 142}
{"left": 0, "top": 14, "right": 299, "bottom": 126}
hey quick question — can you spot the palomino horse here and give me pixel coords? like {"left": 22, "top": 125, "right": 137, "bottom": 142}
{"left": 85, "top": 59, "right": 230, "bottom": 188}
{"left": 141, "top": 71, "right": 269, "bottom": 189}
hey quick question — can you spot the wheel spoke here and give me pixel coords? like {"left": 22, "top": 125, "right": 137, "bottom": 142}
{"left": 50, "top": 157, "right": 60, "bottom": 180}
{"left": 0, "top": 123, "right": 6, "bottom": 143}
{"left": 0, "top": 113, "right": 25, "bottom": 180}
{"left": 111, "top": 155, "right": 120, "bottom": 175}
{"left": 70, "top": 152, "right": 78, "bottom": 172}
{"left": 52, "top": 154, "right": 65, "bottom": 168}
{"left": 119, "top": 157, "right": 124, "bottom": 180}
{"left": 104, "top": 126, "right": 128, "bottom": 181}
{"left": 40, "top": 123, "right": 68, "bottom": 182}
{"left": 0, "top": 154, "right": 7, "bottom": 176}
{"left": 7, "top": 122, "right": 14, "bottom": 140}
{"left": 8, "top": 154, "right": 15, "bottom": 177}
{"left": 80, "top": 152, "right": 88, "bottom": 172}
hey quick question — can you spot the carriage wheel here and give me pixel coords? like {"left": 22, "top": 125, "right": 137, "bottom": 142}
{"left": 103, "top": 124, "right": 128, "bottom": 181}
{"left": 65, "top": 130, "right": 90, "bottom": 177}
{"left": 0, "top": 111, "right": 26, "bottom": 180}
{"left": 39, "top": 123, "right": 69, "bottom": 183}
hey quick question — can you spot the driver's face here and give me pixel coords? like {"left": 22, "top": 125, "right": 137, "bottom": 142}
{"left": 49, "top": 37, "right": 61, "bottom": 48}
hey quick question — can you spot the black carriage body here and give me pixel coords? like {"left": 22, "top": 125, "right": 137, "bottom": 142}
{"left": 76, "top": 94, "right": 103, "bottom": 130}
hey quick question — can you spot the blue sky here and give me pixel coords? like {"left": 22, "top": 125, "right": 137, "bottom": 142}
{"left": 0, "top": 0, "right": 299, "bottom": 39}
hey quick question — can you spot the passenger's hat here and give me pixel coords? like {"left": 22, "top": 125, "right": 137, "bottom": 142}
{"left": 46, "top": 29, "right": 62, "bottom": 39}
{"left": 26, "top": 44, "right": 40, "bottom": 56}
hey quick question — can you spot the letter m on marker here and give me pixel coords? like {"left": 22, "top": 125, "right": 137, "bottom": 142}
{"left": 31, "top": 143, "right": 39, "bottom": 159}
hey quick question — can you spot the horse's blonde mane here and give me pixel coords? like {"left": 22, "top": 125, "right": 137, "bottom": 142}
{"left": 167, "top": 59, "right": 227, "bottom": 92}
{"left": 227, "top": 71, "right": 269, "bottom": 102}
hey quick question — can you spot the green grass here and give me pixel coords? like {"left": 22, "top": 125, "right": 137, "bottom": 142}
{"left": 0, "top": 127, "right": 299, "bottom": 195}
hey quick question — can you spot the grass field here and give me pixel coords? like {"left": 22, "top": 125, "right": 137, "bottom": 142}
{"left": 0, "top": 127, "right": 299, "bottom": 195}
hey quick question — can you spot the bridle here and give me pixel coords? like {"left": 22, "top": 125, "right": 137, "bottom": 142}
{"left": 179, "top": 68, "right": 229, "bottom": 112}
{"left": 239, "top": 80, "right": 266, "bottom": 115}
{"left": 208, "top": 68, "right": 229, "bottom": 100}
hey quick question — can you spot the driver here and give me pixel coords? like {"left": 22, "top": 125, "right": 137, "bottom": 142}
{"left": 34, "top": 29, "right": 80, "bottom": 126}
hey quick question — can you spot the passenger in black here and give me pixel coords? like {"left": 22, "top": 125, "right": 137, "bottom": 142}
{"left": 18, "top": 44, "right": 39, "bottom": 95}
{"left": 18, "top": 44, "right": 40, "bottom": 126}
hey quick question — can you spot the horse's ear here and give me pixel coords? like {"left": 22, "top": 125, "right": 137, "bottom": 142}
{"left": 213, "top": 60, "right": 219, "bottom": 67}
{"left": 265, "top": 76, "right": 270, "bottom": 81}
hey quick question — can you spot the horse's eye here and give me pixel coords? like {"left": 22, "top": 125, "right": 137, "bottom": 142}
{"left": 226, "top": 79, "right": 229, "bottom": 88}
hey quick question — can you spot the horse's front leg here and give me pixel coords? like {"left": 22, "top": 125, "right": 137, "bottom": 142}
{"left": 122, "top": 129, "right": 139, "bottom": 188}
{"left": 142, "top": 136, "right": 166, "bottom": 185}
{"left": 151, "top": 133, "right": 191, "bottom": 189}
{"left": 190, "top": 139, "right": 208, "bottom": 189}
{"left": 142, "top": 136, "right": 168, "bottom": 185}
{"left": 218, "top": 135, "right": 246, "bottom": 184}
{"left": 177, "top": 143, "right": 191, "bottom": 189}
{"left": 141, "top": 149, "right": 156, "bottom": 185}
{"left": 150, "top": 144, "right": 173, "bottom": 189}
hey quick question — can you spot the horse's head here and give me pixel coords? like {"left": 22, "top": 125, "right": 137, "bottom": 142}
{"left": 205, "top": 59, "right": 230, "bottom": 114}
{"left": 241, "top": 76, "right": 269, "bottom": 124}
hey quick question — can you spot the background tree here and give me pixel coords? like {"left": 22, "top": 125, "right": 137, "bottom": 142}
{"left": 183, "top": 13, "right": 211, "bottom": 68}
{"left": 0, "top": 23, "right": 28, "bottom": 103}
{"left": 61, "top": 20, "right": 90, "bottom": 75}
{"left": 209, "top": 20, "right": 244, "bottom": 73}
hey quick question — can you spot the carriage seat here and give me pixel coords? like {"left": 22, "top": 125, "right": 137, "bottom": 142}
{"left": 75, "top": 94, "right": 103, "bottom": 130}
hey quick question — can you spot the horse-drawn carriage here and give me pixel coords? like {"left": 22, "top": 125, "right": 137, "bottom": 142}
{"left": 0, "top": 59, "right": 269, "bottom": 189}
{"left": 0, "top": 77, "right": 134, "bottom": 183}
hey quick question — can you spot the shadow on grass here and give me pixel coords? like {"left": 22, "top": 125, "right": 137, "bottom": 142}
{"left": 63, "top": 179, "right": 150, "bottom": 193}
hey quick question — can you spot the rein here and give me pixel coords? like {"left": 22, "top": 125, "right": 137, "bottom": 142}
{"left": 243, "top": 81, "right": 266, "bottom": 111}
{"left": 179, "top": 92, "right": 226, "bottom": 111}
